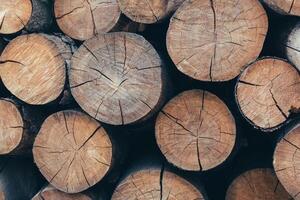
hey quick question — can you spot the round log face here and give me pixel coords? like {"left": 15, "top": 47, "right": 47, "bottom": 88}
{"left": 55, "top": 0, "right": 121, "bottom": 41}
{"left": 274, "top": 124, "right": 300, "bottom": 199}
{"left": 32, "top": 186, "right": 91, "bottom": 200}
{"left": 111, "top": 169, "right": 205, "bottom": 200}
{"left": 263, "top": 0, "right": 300, "bottom": 16}
{"left": 226, "top": 168, "right": 291, "bottom": 200}
{"left": 155, "top": 90, "right": 236, "bottom": 171}
{"left": 167, "top": 0, "right": 268, "bottom": 81}
{"left": 236, "top": 58, "right": 300, "bottom": 130}
{"left": 0, "top": 99, "right": 23, "bottom": 155}
{"left": 286, "top": 24, "right": 300, "bottom": 71}
{"left": 33, "top": 110, "right": 112, "bottom": 193}
{"left": 0, "top": 0, "right": 32, "bottom": 34}
{"left": 70, "top": 32, "right": 163, "bottom": 125}
{"left": 0, "top": 34, "right": 67, "bottom": 105}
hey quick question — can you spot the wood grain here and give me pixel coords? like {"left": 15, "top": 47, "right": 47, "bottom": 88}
{"left": 285, "top": 23, "right": 300, "bottom": 71}
{"left": 263, "top": 0, "right": 300, "bottom": 16}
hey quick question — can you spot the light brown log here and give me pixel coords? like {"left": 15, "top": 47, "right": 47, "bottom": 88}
{"left": 54, "top": 0, "right": 121, "bottom": 41}
{"left": 273, "top": 123, "right": 300, "bottom": 199}
{"left": 117, "top": 0, "right": 185, "bottom": 24}
{"left": 70, "top": 32, "right": 165, "bottom": 125}
{"left": 236, "top": 58, "right": 300, "bottom": 131}
{"left": 262, "top": 0, "right": 300, "bottom": 16}
{"left": 226, "top": 168, "right": 291, "bottom": 200}
{"left": 32, "top": 185, "right": 92, "bottom": 200}
{"left": 155, "top": 90, "right": 236, "bottom": 171}
{"left": 111, "top": 169, "right": 205, "bottom": 200}
{"left": 0, "top": 0, "right": 32, "bottom": 34}
{"left": 33, "top": 110, "right": 112, "bottom": 193}
{"left": 0, "top": 33, "right": 73, "bottom": 105}
{"left": 166, "top": 0, "right": 268, "bottom": 81}
{"left": 285, "top": 23, "right": 300, "bottom": 71}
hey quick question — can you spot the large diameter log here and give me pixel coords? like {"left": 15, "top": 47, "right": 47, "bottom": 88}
{"left": 285, "top": 23, "right": 300, "bottom": 71}
{"left": 33, "top": 110, "right": 112, "bottom": 193}
{"left": 70, "top": 32, "right": 166, "bottom": 125}
{"left": 226, "top": 168, "right": 291, "bottom": 200}
{"left": 166, "top": 0, "right": 268, "bottom": 81}
{"left": 54, "top": 0, "right": 121, "bottom": 41}
{"left": 262, "top": 0, "right": 300, "bottom": 16}
{"left": 0, "top": 0, "right": 32, "bottom": 34}
{"left": 117, "top": 0, "right": 185, "bottom": 24}
{"left": 155, "top": 89, "right": 236, "bottom": 171}
{"left": 273, "top": 123, "right": 300, "bottom": 199}
{"left": 111, "top": 168, "right": 205, "bottom": 200}
{"left": 235, "top": 58, "right": 300, "bottom": 131}
{"left": 0, "top": 33, "right": 73, "bottom": 105}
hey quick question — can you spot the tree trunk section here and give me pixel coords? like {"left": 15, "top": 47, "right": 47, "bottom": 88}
{"left": 69, "top": 32, "right": 166, "bottom": 125}
{"left": 166, "top": 0, "right": 268, "bottom": 81}
{"left": 0, "top": 33, "right": 73, "bottom": 105}
{"left": 226, "top": 168, "right": 291, "bottom": 200}
{"left": 262, "top": 0, "right": 300, "bottom": 16}
{"left": 235, "top": 58, "right": 300, "bottom": 131}
{"left": 33, "top": 110, "right": 113, "bottom": 193}
{"left": 285, "top": 22, "right": 300, "bottom": 71}
{"left": 274, "top": 123, "right": 300, "bottom": 199}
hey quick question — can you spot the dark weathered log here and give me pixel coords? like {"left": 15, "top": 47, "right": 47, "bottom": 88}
{"left": 285, "top": 22, "right": 300, "bottom": 71}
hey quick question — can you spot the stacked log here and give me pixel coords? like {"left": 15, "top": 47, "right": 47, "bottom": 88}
{"left": 262, "top": 0, "right": 300, "bottom": 16}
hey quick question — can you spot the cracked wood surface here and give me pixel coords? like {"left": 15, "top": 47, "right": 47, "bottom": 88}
{"left": 117, "top": 0, "right": 185, "bottom": 24}
{"left": 263, "top": 0, "right": 300, "bottom": 16}
{"left": 155, "top": 90, "right": 236, "bottom": 171}
{"left": 167, "top": 0, "right": 268, "bottom": 81}
{"left": 33, "top": 110, "right": 112, "bottom": 193}
{"left": 111, "top": 168, "right": 205, "bottom": 200}
{"left": 285, "top": 22, "right": 300, "bottom": 71}
{"left": 0, "top": 34, "right": 71, "bottom": 105}
{"left": 54, "top": 0, "right": 121, "bottom": 41}
{"left": 32, "top": 185, "right": 91, "bottom": 200}
{"left": 0, "top": 0, "right": 32, "bottom": 34}
{"left": 226, "top": 168, "right": 291, "bottom": 200}
{"left": 236, "top": 58, "right": 300, "bottom": 130}
{"left": 70, "top": 32, "right": 164, "bottom": 125}
{"left": 274, "top": 124, "right": 300, "bottom": 199}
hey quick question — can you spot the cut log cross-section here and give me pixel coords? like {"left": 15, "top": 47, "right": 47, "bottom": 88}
{"left": 226, "top": 168, "right": 291, "bottom": 200}
{"left": 155, "top": 90, "right": 236, "bottom": 171}
{"left": 70, "top": 32, "right": 165, "bottom": 125}
{"left": 285, "top": 23, "right": 300, "bottom": 71}
{"left": 33, "top": 110, "right": 112, "bottom": 193}
{"left": 54, "top": 0, "right": 121, "bottom": 41}
{"left": 262, "top": 0, "right": 300, "bottom": 16}
{"left": 274, "top": 124, "right": 300, "bottom": 199}
{"left": 0, "top": 34, "right": 72, "bottom": 105}
{"left": 111, "top": 169, "right": 205, "bottom": 200}
{"left": 117, "top": 0, "right": 185, "bottom": 24}
{"left": 236, "top": 58, "right": 300, "bottom": 131}
{"left": 167, "top": 0, "right": 268, "bottom": 81}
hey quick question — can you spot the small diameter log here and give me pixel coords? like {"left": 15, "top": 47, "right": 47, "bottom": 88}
{"left": 273, "top": 123, "right": 300, "bottom": 199}
{"left": 111, "top": 168, "right": 205, "bottom": 200}
{"left": 285, "top": 22, "right": 300, "bottom": 71}
{"left": 33, "top": 110, "right": 112, "bottom": 193}
{"left": 155, "top": 90, "right": 236, "bottom": 171}
{"left": 70, "top": 32, "right": 165, "bottom": 125}
{"left": 32, "top": 185, "right": 92, "bottom": 200}
{"left": 262, "top": 0, "right": 300, "bottom": 16}
{"left": 0, "top": 33, "right": 72, "bottom": 105}
{"left": 117, "top": 0, "right": 185, "bottom": 24}
{"left": 54, "top": 0, "right": 121, "bottom": 41}
{"left": 226, "top": 168, "right": 291, "bottom": 200}
{"left": 0, "top": 0, "right": 32, "bottom": 34}
{"left": 166, "top": 0, "right": 268, "bottom": 81}
{"left": 235, "top": 58, "right": 300, "bottom": 131}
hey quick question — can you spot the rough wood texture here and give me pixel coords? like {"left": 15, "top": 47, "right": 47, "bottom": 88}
{"left": 285, "top": 23, "right": 300, "bottom": 71}
{"left": 32, "top": 185, "right": 92, "bottom": 200}
{"left": 117, "top": 0, "right": 185, "bottom": 24}
{"left": 262, "top": 0, "right": 300, "bottom": 16}
{"left": 167, "top": 0, "right": 268, "bottom": 81}
{"left": 236, "top": 58, "right": 300, "bottom": 131}
{"left": 274, "top": 123, "right": 300, "bottom": 199}
{"left": 0, "top": 0, "right": 32, "bottom": 34}
{"left": 54, "top": 0, "right": 121, "bottom": 41}
{"left": 33, "top": 110, "right": 112, "bottom": 193}
{"left": 0, "top": 33, "right": 72, "bottom": 105}
{"left": 226, "top": 168, "right": 291, "bottom": 200}
{"left": 111, "top": 168, "right": 205, "bottom": 200}
{"left": 155, "top": 90, "right": 236, "bottom": 171}
{"left": 70, "top": 32, "right": 165, "bottom": 125}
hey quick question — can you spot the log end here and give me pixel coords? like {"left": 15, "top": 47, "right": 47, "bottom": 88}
{"left": 263, "top": 0, "right": 300, "bottom": 16}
